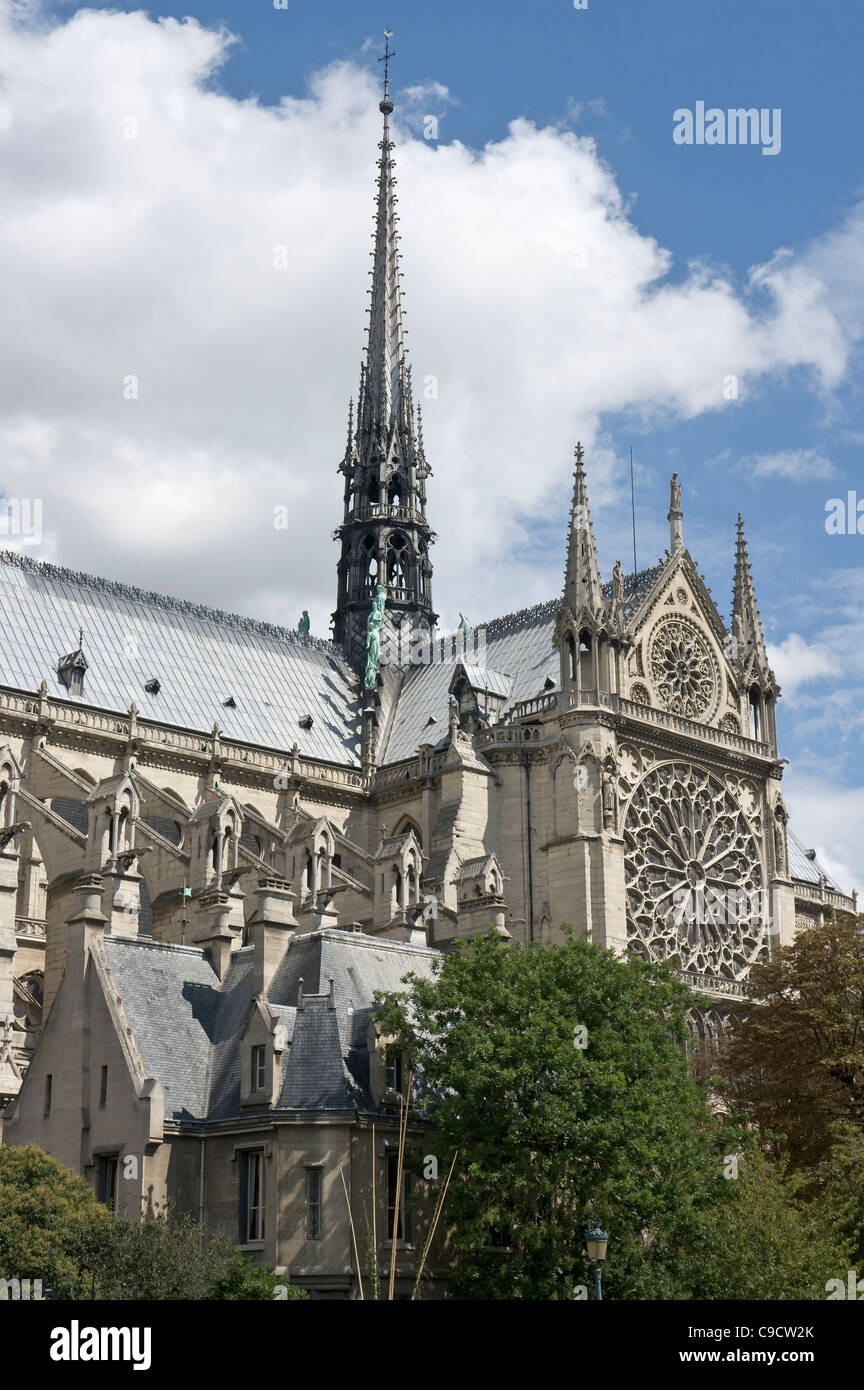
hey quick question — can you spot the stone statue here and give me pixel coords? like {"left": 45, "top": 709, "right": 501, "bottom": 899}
{"left": 612, "top": 560, "right": 624, "bottom": 605}
{"left": 670, "top": 473, "right": 682, "bottom": 512}
{"left": 601, "top": 756, "right": 617, "bottom": 829}
{"left": 773, "top": 800, "right": 787, "bottom": 876}
{"left": 363, "top": 584, "right": 387, "bottom": 688}
{"left": 448, "top": 694, "right": 459, "bottom": 736}
{"left": 298, "top": 610, "right": 310, "bottom": 637}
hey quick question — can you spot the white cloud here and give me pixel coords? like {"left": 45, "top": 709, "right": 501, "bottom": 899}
{"left": 768, "top": 632, "right": 840, "bottom": 699}
{"left": 0, "top": 4, "right": 860, "bottom": 635}
{"left": 783, "top": 772, "right": 864, "bottom": 901}
{"left": 737, "top": 448, "right": 836, "bottom": 481}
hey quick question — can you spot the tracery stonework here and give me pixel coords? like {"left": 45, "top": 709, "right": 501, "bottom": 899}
{"left": 649, "top": 616, "right": 717, "bottom": 718}
{"left": 624, "top": 762, "right": 768, "bottom": 981}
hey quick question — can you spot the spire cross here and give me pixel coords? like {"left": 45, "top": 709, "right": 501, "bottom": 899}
{"left": 378, "top": 30, "right": 396, "bottom": 105}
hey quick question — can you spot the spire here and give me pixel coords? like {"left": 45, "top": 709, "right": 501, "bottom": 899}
{"left": 563, "top": 442, "right": 604, "bottom": 620}
{"left": 331, "top": 34, "right": 436, "bottom": 661}
{"left": 357, "top": 31, "right": 409, "bottom": 455}
{"left": 732, "top": 514, "right": 769, "bottom": 673}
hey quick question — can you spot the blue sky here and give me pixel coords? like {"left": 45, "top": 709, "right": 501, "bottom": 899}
{"left": 3, "top": 0, "right": 864, "bottom": 886}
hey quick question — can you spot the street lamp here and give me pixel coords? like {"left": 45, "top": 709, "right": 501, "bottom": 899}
{"left": 585, "top": 1223, "right": 609, "bottom": 1301}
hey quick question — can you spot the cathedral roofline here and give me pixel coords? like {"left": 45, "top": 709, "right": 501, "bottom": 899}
{"left": 0, "top": 549, "right": 337, "bottom": 655}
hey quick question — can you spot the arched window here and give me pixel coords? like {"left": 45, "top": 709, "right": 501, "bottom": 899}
{"left": 361, "top": 533, "right": 378, "bottom": 582}
{"left": 366, "top": 476, "right": 378, "bottom": 508}
{"left": 388, "top": 481, "right": 401, "bottom": 508}
{"left": 567, "top": 633, "right": 577, "bottom": 682}
{"left": 386, "top": 533, "right": 408, "bottom": 589}
{"left": 579, "top": 630, "right": 593, "bottom": 693}
{"left": 395, "top": 818, "right": 422, "bottom": 849}
{"left": 748, "top": 686, "right": 762, "bottom": 740}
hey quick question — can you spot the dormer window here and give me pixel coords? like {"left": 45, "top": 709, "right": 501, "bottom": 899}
{"left": 57, "top": 630, "right": 88, "bottom": 697}
{"left": 251, "top": 1044, "right": 266, "bottom": 1092}
{"left": 385, "top": 1048, "right": 403, "bottom": 1093}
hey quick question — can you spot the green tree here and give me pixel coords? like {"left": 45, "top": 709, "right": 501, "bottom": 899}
{"left": 77, "top": 1210, "right": 307, "bottom": 1300}
{"left": 719, "top": 912, "right": 864, "bottom": 1169}
{"left": 0, "top": 1146, "right": 306, "bottom": 1300}
{"left": 663, "top": 1140, "right": 851, "bottom": 1301}
{"left": 0, "top": 1144, "right": 110, "bottom": 1297}
{"left": 376, "top": 931, "right": 713, "bottom": 1299}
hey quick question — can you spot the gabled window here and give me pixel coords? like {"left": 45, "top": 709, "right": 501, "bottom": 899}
{"left": 239, "top": 1149, "right": 265, "bottom": 1244}
{"left": 251, "top": 1045, "right": 266, "bottom": 1093}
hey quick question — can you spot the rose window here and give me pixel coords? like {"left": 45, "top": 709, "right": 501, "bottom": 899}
{"left": 625, "top": 762, "right": 767, "bottom": 980}
{"left": 649, "top": 618, "right": 716, "bottom": 718}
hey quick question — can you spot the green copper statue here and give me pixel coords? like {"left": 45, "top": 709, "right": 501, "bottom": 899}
{"left": 364, "top": 585, "right": 387, "bottom": 688}
{"left": 458, "top": 613, "right": 469, "bottom": 632}
{"left": 298, "top": 610, "right": 310, "bottom": 637}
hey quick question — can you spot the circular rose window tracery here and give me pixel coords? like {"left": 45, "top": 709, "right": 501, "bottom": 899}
{"left": 649, "top": 617, "right": 716, "bottom": 718}
{"left": 625, "top": 762, "right": 767, "bottom": 981}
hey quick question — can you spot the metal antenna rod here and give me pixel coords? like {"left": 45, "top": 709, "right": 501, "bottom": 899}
{"left": 630, "top": 446, "right": 638, "bottom": 582}
{"left": 378, "top": 30, "right": 395, "bottom": 104}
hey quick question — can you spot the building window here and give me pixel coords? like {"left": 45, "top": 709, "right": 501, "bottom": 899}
{"left": 385, "top": 1049, "right": 403, "bottom": 1093}
{"left": 99, "top": 1065, "right": 108, "bottom": 1107}
{"left": 306, "top": 1168, "right": 322, "bottom": 1241}
{"left": 251, "top": 1045, "right": 266, "bottom": 1093}
{"left": 239, "top": 1149, "right": 265, "bottom": 1244}
{"left": 96, "top": 1155, "right": 119, "bottom": 1212}
{"left": 387, "top": 1151, "right": 411, "bottom": 1242}
{"left": 43, "top": 1073, "right": 52, "bottom": 1116}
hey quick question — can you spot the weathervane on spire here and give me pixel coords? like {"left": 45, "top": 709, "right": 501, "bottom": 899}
{"left": 379, "top": 30, "right": 395, "bottom": 113}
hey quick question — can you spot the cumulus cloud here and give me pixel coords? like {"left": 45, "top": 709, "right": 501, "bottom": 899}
{"left": 767, "top": 632, "right": 840, "bottom": 699}
{"left": 737, "top": 448, "right": 835, "bottom": 481}
{"left": 0, "top": 3, "right": 859, "bottom": 637}
{"left": 782, "top": 772, "right": 864, "bottom": 900}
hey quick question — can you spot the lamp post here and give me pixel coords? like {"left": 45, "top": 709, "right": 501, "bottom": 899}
{"left": 585, "top": 1223, "right": 609, "bottom": 1301}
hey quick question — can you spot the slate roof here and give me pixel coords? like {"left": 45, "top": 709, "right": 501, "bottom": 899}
{"left": 101, "top": 928, "right": 440, "bottom": 1127}
{"left": 103, "top": 936, "right": 220, "bottom": 1122}
{"left": 787, "top": 828, "right": 842, "bottom": 891}
{"left": 0, "top": 551, "right": 362, "bottom": 766}
{"left": 380, "top": 565, "right": 665, "bottom": 763}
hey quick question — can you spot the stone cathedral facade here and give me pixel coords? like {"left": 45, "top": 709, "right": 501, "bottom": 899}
{"left": 0, "top": 75, "right": 852, "bottom": 1298}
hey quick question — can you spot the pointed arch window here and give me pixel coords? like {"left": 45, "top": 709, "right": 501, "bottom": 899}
{"left": 386, "top": 533, "right": 409, "bottom": 592}
{"left": 361, "top": 533, "right": 378, "bottom": 586}
{"left": 567, "top": 633, "right": 577, "bottom": 682}
{"left": 579, "top": 630, "right": 593, "bottom": 695}
{"left": 748, "top": 686, "right": 763, "bottom": 741}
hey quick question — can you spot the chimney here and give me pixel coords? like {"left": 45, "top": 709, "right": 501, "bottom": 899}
{"left": 193, "top": 889, "right": 236, "bottom": 981}
{"left": 66, "top": 873, "right": 108, "bottom": 979}
{"left": 249, "top": 876, "right": 298, "bottom": 995}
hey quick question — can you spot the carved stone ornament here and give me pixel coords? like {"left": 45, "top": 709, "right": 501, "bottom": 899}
{"left": 649, "top": 617, "right": 717, "bottom": 719}
{"left": 625, "top": 761, "right": 767, "bottom": 980}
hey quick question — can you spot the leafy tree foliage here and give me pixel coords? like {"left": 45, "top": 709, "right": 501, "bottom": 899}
{"left": 719, "top": 912, "right": 864, "bottom": 1169}
{"left": 0, "top": 1144, "right": 110, "bottom": 1297}
{"left": 0, "top": 1145, "right": 305, "bottom": 1300}
{"left": 376, "top": 932, "right": 851, "bottom": 1299}
{"left": 376, "top": 931, "right": 710, "bottom": 1298}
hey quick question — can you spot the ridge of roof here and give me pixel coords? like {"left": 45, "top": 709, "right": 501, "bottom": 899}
{"left": 0, "top": 549, "right": 340, "bottom": 657}
{"left": 478, "top": 563, "right": 666, "bottom": 638}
